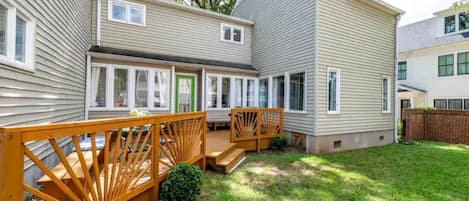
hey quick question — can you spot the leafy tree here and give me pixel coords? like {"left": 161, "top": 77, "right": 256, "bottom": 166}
{"left": 176, "top": 0, "right": 237, "bottom": 15}
{"left": 452, "top": 0, "right": 469, "bottom": 11}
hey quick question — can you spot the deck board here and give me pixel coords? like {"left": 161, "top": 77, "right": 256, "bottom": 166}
{"left": 206, "top": 130, "right": 235, "bottom": 158}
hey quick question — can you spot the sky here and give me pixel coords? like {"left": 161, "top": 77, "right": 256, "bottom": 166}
{"left": 383, "top": 0, "right": 459, "bottom": 26}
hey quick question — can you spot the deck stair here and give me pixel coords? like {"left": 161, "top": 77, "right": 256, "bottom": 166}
{"left": 206, "top": 131, "right": 246, "bottom": 173}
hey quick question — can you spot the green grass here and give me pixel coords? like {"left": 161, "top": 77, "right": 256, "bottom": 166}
{"left": 200, "top": 142, "right": 469, "bottom": 201}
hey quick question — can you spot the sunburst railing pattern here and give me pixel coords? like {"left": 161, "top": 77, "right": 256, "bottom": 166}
{"left": 0, "top": 112, "right": 206, "bottom": 201}
{"left": 230, "top": 108, "right": 284, "bottom": 152}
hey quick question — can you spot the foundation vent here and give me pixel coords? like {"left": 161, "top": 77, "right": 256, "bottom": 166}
{"left": 333, "top": 140, "right": 342, "bottom": 149}
{"left": 379, "top": 136, "right": 385, "bottom": 141}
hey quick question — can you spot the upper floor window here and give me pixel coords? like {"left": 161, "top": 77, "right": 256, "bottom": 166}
{"left": 459, "top": 12, "right": 469, "bottom": 31}
{"left": 221, "top": 23, "right": 244, "bottom": 44}
{"left": 458, "top": 52, "right": 469, "bottom": 75}
{"left": 398, "top": 61, "right": 407, "bottom": 80}
{"left": 0, "top": 2, "right": 35, "bottom": 70}
{"left": 445, "top": 15, "right": 456, "bottom": 34}
{"left": 109, "top": 0, "right": 146, "bottom": 26}
{"left": 438, "top": 54, "right": 454, "bottom": 77}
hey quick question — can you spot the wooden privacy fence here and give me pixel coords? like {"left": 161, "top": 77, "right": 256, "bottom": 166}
{"left": 230, "top": 108, "right": 284, "bottom": 152}
{"left": 0, "top": 112, "right": 206, "bottom": 201}
{"left": 402, "top": 109, "right": 469, "bottom": 144}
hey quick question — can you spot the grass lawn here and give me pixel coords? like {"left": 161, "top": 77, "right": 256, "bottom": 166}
{"left": 200, "top": 142, "right": 469, "bottom": 201}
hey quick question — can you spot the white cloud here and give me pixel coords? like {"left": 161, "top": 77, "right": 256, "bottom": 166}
{"left": 383, "top": 0, "right": 459, "bottom": 26}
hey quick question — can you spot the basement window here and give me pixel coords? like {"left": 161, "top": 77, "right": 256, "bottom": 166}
{"left": 333, "top": 140, "right": 342, "bottom": 149}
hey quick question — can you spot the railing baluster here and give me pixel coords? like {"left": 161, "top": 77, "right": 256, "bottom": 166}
{"left": 71, "top": 136, "right": 99, "bottom": 201}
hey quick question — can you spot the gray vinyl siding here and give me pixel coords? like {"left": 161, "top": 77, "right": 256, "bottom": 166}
{"left": 232, "top": 0, "right": 316, "bottom": 135}
{"left": 316, "top": 0, "right": 396, "bottom": 136}
{"left": 0, "top": 0, "right": 92, "bottom": 182}
{"left": 97, "top": 0, "right": 252, "bottom": 65}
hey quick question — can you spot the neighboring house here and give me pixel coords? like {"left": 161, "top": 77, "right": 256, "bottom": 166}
{"left": 232, "top": 0, "right": 403, "bottom": 153}
{"left": 398, "top": 6, "right": 469, "bottom": 119}
{"left": 0, "top": 0, "right": 92, "bottom": 186}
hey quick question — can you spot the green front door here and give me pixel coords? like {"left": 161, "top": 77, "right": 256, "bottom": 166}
{"left": 175, "top": 74, "right": 196, "bottom": 113}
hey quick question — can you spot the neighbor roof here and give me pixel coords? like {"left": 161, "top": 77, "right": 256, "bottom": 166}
{"left": 89, "top": 46, "right": 256, "bottom": 71}
{"left": 398, "top": 17, "right": 469, "bottom": 52}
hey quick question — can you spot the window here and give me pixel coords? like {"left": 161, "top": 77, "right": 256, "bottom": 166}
{"left": 222, "top": 77, "right": 231, "bottom": 108}
{"left": 90, "top": 64, "right": 170, "bottom": 110}
{"left": 434, "top": 99, "right": 448, "bottom": 110}
{"left": 135, "top": 70, "right": 148, "bottom": 108}
{"left": 220, "top": 23, "right": 244, "bottom": 44}
{"left": 90, "top": 67, "right": 107, "bottom": 108}
{"left": 154, "top": 71, "right": 169, "bottom": 108}
{"left": 289, "top": 72, "right": 305, "bottom": 111}
{"left": 259, "top": 78, "right": 269, "bottom": 108}
{"left": 207, "top": 76, "right": 217, "bottom": 109}
{"left": 445, "top": 15, "right": 456, "bottom": 34}
{"left": 448, "top": 99, "right": 463, "bottom": 110}
{"left": 459, "top": 12, "right": 469, "bottom": 31}
{"left": 327, "top": 68, "right": 340, "bottom": 113}
{"left": 458, "top": 52, "right": 469, "bottom": 75}
{"left": 247, "top": 79, "right": 255, "bottom": 107}
{"left": 114, "top": 68, "right": 129, "bottom": 108}
{"left": 0, "top": 5, "right": 6, "bottom": 56}
{"left": 0, "top": 3, "right": 35, "bottom": 70}
{"left": 234, "top": 78, "right": 243, "bottom": 107}
{"left": 109, "top": 0, "right": 146, "bottom": 26}
{"left": 272, "top": 76, "right": 285, "bottom": 108}
{"left": 398, "top": 61, "right": 407, "bottom": 80}
{"left": 465, "top": 99, "right": 469, "bottom": 110}
{"left": 382, "top": 77, "right": 391, "bottom": 113}
{"left": 438, "top": 54, "right": 454, "bottom": 77}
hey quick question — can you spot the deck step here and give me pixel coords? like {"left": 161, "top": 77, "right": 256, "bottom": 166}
{"left": 216, "top": 148, "right": 246, "bottom": 173}
{"left": 206, "top": 142, "right": 238, "bottom": 163}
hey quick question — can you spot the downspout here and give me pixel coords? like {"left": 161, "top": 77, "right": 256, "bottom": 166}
{"left": 85, "top": 55, "right": 91, "bottom": 120}
{"left": 97, "top": 0, "right": 101, "bottom": 46}
{"left": 394, "top": 14, "right": 402, "bottom": 143}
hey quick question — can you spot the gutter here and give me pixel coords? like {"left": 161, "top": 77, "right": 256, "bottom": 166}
{"left": 394, "top": 14, "right": 402, "bottom": 144}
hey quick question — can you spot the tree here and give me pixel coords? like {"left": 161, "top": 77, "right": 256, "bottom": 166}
{"left": 452, "top": 0, "right": 469, "bottom": 11}
{"left": 176, "top": 0, "right": 237, "bottom": 15}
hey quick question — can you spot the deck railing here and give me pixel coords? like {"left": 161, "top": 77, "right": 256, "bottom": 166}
{"left": 0, "top": 112, "right": 206, "bottom": 201}
{"left": 230, "top": 108, "right": 284, "bottom": 152}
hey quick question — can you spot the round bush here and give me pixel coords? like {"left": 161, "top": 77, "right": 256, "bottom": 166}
{"left": 160, "top": 162, "right": 203, "bottom": 201}
{"left": 271, "top": 134, "right": 288, "bottom": 150}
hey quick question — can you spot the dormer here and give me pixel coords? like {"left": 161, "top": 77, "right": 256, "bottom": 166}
{"left": 435, "top": 7, "right": 469, "bottom": 37}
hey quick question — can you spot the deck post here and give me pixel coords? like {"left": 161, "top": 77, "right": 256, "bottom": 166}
{"left": 256, "top": 110, "right": 262, "bottom": 152}
{"left": 152, "top": 121, "right": 160, "bottom": 201}
{"left": 230, "top": 109, "right": 235, "bottom": 143}
{"left": 201, "top": 112, "right": 207, "bottom": 171}
{"left": 0, "top": 129, "right": 24, "bottom": 201}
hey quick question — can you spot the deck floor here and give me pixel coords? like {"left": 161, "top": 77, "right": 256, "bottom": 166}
{"left": 206, "top": 130, "right": 234, "bottom": 157}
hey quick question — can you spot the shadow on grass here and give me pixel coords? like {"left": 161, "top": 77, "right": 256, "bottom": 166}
{"left": 200, "top": 142, "right": 469, "bottom": 201}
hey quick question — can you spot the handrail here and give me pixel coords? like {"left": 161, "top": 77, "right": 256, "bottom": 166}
{"left": 230, "top": 108, "right": 284, "bottom": 152}
{"left": 0, "top": 112, "right": 207, "bottom": 201}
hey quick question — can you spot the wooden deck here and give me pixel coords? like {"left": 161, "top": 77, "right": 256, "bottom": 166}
{"left": 206, "top": 130, "right": 246, "bottom": 173}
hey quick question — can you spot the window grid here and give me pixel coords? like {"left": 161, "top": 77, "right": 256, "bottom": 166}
{"left": 398, "top": 61, "right": 407, "bottom": 80}
{"left": 458, "top": 52, "right": 469, "bottom": 75}
{"left": 438, "top": 54, "right": 454, "bottom": 77}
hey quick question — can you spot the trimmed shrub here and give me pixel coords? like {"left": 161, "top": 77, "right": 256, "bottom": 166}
{"left": 160, "top": 162, "right": 203, "bottom": 201}
{"left": 271, "top": 134, "right": 288, "bottom": 150}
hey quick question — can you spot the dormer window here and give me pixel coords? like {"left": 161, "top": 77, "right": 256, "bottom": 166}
{"left": 220, "top": 23, "right": 244, "bottom": 44}
{"left": 445, "top": 15, "right": 456, "bottom": 34}
{"left": 109, "top": 0, "right": 146, "bottom": 26}
{"left": 459, "top": 12, "right": 469, "bottom": 31}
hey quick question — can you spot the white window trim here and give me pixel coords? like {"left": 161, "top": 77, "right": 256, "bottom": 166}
{"left": 327, "top": 68, "right": 341, "bottom": 115}
{"left": 0, "top": 0, "right": 35, "bottom": 71}
{"left": 443, "top": 12, "right": 469, "bottom": 36}
{"left": 89, "top": 63, "right": 170, "bottom": 111}
{"left": 382, "top": 76, "right": 392, "bottom": 113}
{"left": 108, "top": 0, "right": 146, "bottom": 27}
{"left": 205, "top": 73, "right": 258, "bottom": 110}
{"left": 220, "top": 23, "right": 244, "bottom": 44}
{"left": 261, "top": 70, "right": 308, "bottom": 114}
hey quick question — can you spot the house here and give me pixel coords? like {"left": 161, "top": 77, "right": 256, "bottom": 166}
{"left": 0, "top": 0, "right": 403, "bottom": 186}
{"left": 397, "top": 6, "right": 469, "bottom": 118}
{"left": 232, "top": 0, "right": 403, "bottom": 153}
